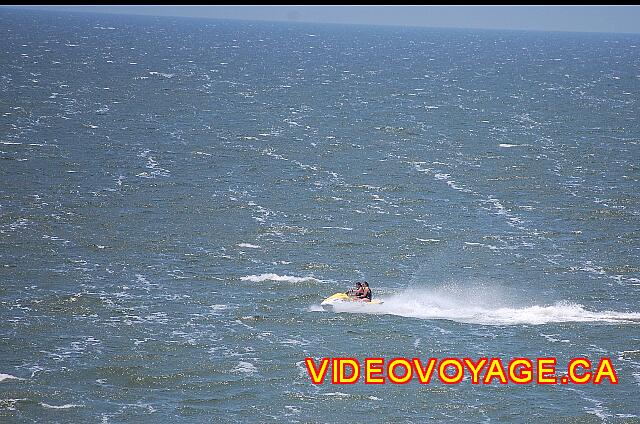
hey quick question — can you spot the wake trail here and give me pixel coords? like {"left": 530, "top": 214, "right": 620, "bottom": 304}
{"left": 327, "top": 287, "right": 640, "bottom": 326}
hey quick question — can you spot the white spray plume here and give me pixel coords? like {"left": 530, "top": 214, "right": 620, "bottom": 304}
{"left": 329, "top": 282, "right": 640, "bottom": 326}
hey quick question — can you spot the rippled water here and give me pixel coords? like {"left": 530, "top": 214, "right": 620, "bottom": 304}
{"left": 1, "top": 8, "right": 639, "bottom": 422}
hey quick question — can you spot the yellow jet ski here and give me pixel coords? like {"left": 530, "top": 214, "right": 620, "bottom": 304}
{"left": 320, "top": 292, "right": 383, "bottom": 311}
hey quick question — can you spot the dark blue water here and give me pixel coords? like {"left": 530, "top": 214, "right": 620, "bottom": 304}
{"left": 1, "top": 8, "right": 639, "bottom": 422}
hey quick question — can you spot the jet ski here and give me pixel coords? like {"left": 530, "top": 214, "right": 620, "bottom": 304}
{"left": 320, "top": 292, "right": 384, "bottom": 311}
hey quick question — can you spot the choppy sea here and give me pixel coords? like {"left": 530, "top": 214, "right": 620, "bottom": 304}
{"left": 1, "top": 8, "right": 639, "bottom": 423}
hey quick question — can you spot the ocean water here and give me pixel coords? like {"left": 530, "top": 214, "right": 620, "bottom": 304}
{"left": 1, "top": 8, "right": 639, "bottom": 422}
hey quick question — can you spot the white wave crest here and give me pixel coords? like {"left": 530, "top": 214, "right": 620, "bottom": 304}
{"left": 321, "top": 392, "right": 351, "bottom": 397}
{"left": 328, "top": 286, "right": 640, "bottom": 326}
{"left": 232, "top": 361, "right": 257, "bottom": 374}
{"left": 40, "top": 403, "right": 83, "bottom": 409}
{"left": 149, "top": 71, "right": 174, "bottom": 78}
{"left": 0, "top": 373, "right": 23, "bottom": 382}
{"left": 241, "top": 273, "right": 320, "bottom": 283}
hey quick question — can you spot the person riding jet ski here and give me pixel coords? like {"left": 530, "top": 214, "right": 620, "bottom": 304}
{"left": 346, "top": 281, "right": 364, "bottom": 297}
{"left": 355, "top": 281, "right": 372, "bottom": 302}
